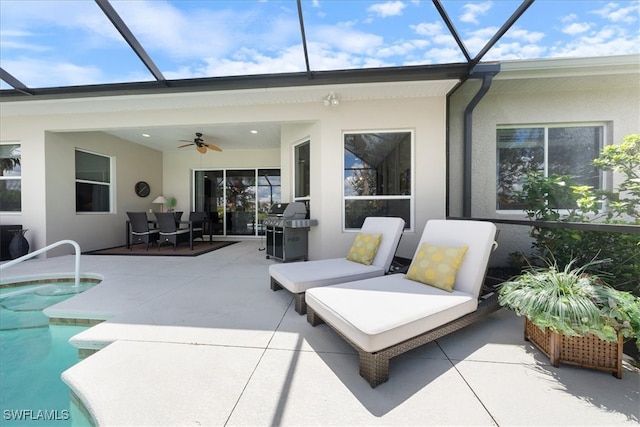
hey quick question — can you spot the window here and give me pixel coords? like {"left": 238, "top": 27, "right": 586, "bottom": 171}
{"left": 343, "top": 131, "right": 412, "bottom": 229}
{"left": 0, "top": 144, "right": 21, "bottom": 212}
{"left": 293, "top": 140, "right": 310, "bottom": 215}
{"left": 75, "top": 149, "right": 112, "bottom": 212}
{"left": 496, "top": 125, "right": 603, "bottom": 210}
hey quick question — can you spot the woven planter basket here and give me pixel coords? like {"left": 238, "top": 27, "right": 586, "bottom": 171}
{"left": 524, "top": 317, "right": 623, "bottom": 378}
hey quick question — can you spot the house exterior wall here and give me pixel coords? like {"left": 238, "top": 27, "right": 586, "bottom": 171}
{"left": 4, "top": 55, "right": 635, "bottom": 264}
{"left": 449, "top": 56, "right": 640, "bottom": 266}
{"left": 44, "top": 131, "right": 163, "bottom": 256}
{"left": 0, "top": 84, "right": 452, "bottom": 260}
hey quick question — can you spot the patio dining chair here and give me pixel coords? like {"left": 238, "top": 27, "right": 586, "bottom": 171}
{"left": 305, "top": 219, "right": 499, "bottom": 387}
{"left": 156, "top": 212, "right": 191, "bottom": 250}
{"left": 269, "top": 216, "right": 405, "bottom": 315}
{"left": 189, "top": 211, "right": 207, "bottom": 242}
{"left": 126, "top": 211, "right": 159, "bottom": 250}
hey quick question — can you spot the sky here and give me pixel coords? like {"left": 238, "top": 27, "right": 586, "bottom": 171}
{"left": 1, "top": 0, "right": 639, "bottom": 89}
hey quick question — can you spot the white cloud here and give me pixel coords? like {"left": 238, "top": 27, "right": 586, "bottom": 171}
{"left": 506, "top": 28, "right": 545, "bottom": 44}
{"left": 592, "top": 2, "right": 640, "bottom": 24}
{"left": 550, "top": 24, "right": 640, "bottom": 58}
{"left": 3, "top": 57, "right": 107, "bottom": 87}
{"left": 460, "top": 1, "right": 493, "bottom": 25}
{"left": 312, "top": 24, "right": 384, "bottom": 55}
{"left": 483, "top": 41, "right": 547, "bottom": 61}
{"left": 562, "top": 22, "right": 592, "bottom": 36}
{"left": 377, "top": 41, "right": 423, "bottom": 58}
{"left": 411, "top": 21, "right": 444, "bottom": 37}
{"left": 368, "top": 1, "right": 406, "bottom": 18}
{"left": 197, "top": 46, "right": 307, "bottom": 78}
{"left": 561, "top": 13, "right": 578, "bottom": 23}
{"left": 423, "top": 47, "right": 466, "bottom": 64}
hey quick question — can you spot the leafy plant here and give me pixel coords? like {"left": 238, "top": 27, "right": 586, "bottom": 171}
{"left": 513, "top": 134, "right": 640, "bottom": 294}
{"left": 166, "top": 197, "right": 177, "bottom": 211}
{"left": 592, "top": 133, "right": 640, "bottom": 221}
{"left": 498, "top": 259, "right": 640, "bottom": 349}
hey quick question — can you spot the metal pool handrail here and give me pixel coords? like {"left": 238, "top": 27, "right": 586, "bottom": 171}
{"left": 0, "top": 239, "right": 81, "bottom": 287}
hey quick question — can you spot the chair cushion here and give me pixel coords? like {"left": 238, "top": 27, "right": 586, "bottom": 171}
{"left": 405, "top": 244, "right": 468, "bottom": 292}
{"left": 269, "top": 259, "right": 385, "bottom": 294}
{"left": 306, "top": 275, "right": 477, "bottom": 353}
{"left": 346, "top": 233, "right": 382, "bottom": 265}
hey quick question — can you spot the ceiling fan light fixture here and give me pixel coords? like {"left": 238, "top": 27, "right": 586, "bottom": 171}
{"left": 177, "top": 132, "right": 223, "bottom": 154}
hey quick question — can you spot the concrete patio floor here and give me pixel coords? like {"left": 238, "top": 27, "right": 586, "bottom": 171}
{"left": 2, "top": 240, "right": 638, "bottom": 426}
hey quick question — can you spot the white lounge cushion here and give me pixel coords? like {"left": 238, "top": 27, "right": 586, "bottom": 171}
{"left": 270, "top": 259, "right": 384, "bottom": 294}
{"left": 269, "top": 216, "right": 405, "bottom": 295}
{"left": 305, "top": 219, "right": 497, "bottom": 353}
{"left": 306, "top": 275, "right": 477, "bottom": 353}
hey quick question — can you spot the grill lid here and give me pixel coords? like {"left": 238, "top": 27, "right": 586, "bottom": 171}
{"left": 268, "top": 203, "right": 289, "bottom": 216}
{"left": 267, "top": 202, "right": 307, "bottom": 219}
{"left": 282, "top": 202, "right": 307, "bottom": 219}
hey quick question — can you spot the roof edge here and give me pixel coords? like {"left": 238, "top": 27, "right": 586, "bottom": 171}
{"left": 0, "top": 63, "right": 469, "bottom": 103}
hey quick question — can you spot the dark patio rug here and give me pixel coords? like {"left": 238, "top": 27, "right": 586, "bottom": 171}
{"left": 84, "top": 240, "right": 239, "bottom": 257}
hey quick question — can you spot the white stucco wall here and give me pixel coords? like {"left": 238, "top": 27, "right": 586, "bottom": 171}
{"left": 449, "top": 58, "right": 640, "bottom": 266}
{"left": 43, "top": 131, "right": 163, "bottom": 256}
{"left": 1, "top": 83, "right": 453, "bottom": 260}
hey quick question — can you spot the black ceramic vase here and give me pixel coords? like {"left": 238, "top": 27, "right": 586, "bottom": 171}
{"left": 9, "top": 229, "right": 29, "bottom": 259}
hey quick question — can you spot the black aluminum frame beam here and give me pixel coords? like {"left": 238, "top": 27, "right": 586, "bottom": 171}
{"left": 0, "top": 68, "right": 32, "bottom": 95}
{"left": 470, "top": 0, "right": 535, "bottom": 67}
{"left": 94, "top": 0, "right": 166, "bottom": 84}
{"left": 297, "top": 0, "right": 312, "bottom": 78}
{"left": 433, "top": 0, "right": 472, "bottom": 63}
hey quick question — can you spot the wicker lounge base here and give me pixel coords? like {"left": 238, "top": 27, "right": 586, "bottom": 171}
{"left": 524, "top": 317, "right": 623, "bottom": 379}
{"left": 307, "top": 291, "right": 501, "bottom": 388}
{"left": 270, "top": 278, "right": 307, "bottom": 314}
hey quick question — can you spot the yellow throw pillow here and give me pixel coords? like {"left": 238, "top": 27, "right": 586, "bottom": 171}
{"left": 405, "top": 243, "right": 468, "bottom": 292}
{"left": 346, "top": 233, "right": 383, "bottom": 265}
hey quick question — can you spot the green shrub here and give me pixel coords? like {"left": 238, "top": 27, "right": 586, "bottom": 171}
{"left": 514, "top": 134, "right": 640, "bottom": 295}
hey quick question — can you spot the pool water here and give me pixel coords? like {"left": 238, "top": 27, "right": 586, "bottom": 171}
{"left": 0, "top": 283, "right": 95, "bottom": 426}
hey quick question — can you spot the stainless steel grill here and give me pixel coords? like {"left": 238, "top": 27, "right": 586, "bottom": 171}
{"left": 264, "top": 202, "right": 317, "bottom": 262}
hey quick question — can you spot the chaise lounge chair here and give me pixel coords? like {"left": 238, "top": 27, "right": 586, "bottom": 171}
{"left": 269, "top": 216, "right": 406, "bottom": 315}
{"left": 305, "top": 219, "right": 499, "bottom": 387}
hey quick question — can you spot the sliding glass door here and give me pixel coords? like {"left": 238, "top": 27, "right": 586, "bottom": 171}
{"left": 194, "top": 170, "right": 224, "bottom": 235}
{"left": 226, "top": 170, "right": 255, "bottom": 235}
{"left": 193, "top": 168, "right": 280, "bottom": 237}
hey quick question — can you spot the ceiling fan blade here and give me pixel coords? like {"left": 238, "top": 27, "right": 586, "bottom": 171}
{"left": 204, "top": 142, "right": 223, "bottom": 152}
{"left": 196, "top": 145, "right": 207, "bottom": 154}
{"left": 178, "top": 139, "right": 193, "bottom": 143}
{"left": 177, "top": 144, "right": 192, "bottom": 148}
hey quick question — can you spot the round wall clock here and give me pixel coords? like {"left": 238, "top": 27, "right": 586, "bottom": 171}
{"left": 135, "top": 181, "right": 151, "bottom": 198}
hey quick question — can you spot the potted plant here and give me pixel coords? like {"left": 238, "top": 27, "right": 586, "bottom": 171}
{"left": 166, "top": 197, "right": 177, "bottom": 212}
{"left": 498, "top": 258, "right": 640, "bottom": 378}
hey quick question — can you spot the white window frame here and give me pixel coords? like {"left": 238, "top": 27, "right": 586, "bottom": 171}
{"left": 342, "top": 129, "right": 414, "bottom": 232}
{"left": 496, "top": 122, "right": 607, "bottom": 213}
{"left": 75, "top": 148, "right": 114, "bottom": 214}
{"left": 0, "top": 143, "right": 21, "bottom": 213}
{"left": 292, "top": 139, "right": 310, "bottom": 212}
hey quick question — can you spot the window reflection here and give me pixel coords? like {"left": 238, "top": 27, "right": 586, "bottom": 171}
{"left": 344, "top": 131, "right": 412, "bottom": 229}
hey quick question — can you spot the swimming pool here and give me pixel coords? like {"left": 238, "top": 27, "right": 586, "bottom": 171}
{"left": 0, "top": 280, "right": 99, "bottom": 426}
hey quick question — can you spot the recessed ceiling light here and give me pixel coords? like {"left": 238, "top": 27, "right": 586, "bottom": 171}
{"left": 142, "top": 133, "right": 150, "bottom": 138}
{"left": 250, "top": 130, "right": 258, "bottom": 134}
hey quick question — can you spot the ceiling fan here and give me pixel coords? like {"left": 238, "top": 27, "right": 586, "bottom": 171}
{"left": 178, "top": 132, "right": 223, "bottom": 154}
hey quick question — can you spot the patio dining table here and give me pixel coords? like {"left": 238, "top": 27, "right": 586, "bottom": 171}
{"left": 125, "top": 216, "right": 213, "bottom": 249}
